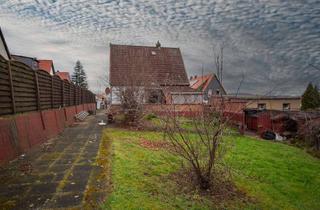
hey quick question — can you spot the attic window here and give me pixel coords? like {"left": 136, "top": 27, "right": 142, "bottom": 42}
{"left": 151, "top": 51, "right": 157, "bottom": 55}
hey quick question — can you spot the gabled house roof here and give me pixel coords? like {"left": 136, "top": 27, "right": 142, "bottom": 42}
{"left": 55, "top": 71, "right": 71, "bottom": 82}
{"left": 109, "top": 44, "right": 189, "bottom": 87}
{"left": 38, "top": 59, "right": 55, "bottom": 74}
{"left": 0, "top": 27, "right": 11, "bottom": 60}
{"left": 190, "top": 73, "right": 226, "bottom": 93}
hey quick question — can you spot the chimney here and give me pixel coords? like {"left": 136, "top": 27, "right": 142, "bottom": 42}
{"left": 194, "top": 75, "right": 197, "bottom": 79}
{"left": 156, "top": 40, "right": 161, "bottom": 48}
{"left": 190, "top": 76, "right": 193, "bottom": 80}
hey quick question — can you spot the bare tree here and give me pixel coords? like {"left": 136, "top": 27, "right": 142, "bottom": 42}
{"left": 213, "top": 43, "right": 224, "bottom": 85}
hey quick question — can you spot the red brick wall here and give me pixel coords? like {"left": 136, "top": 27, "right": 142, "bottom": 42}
{"left": 223, "top": 112, "right": 244, "bottom": 125}
{"left": 0, "top": 103, "right": 96, "bottom": 165}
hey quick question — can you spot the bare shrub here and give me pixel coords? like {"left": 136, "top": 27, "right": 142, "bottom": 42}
{"left": 298, "top": 118, "right": 320, "bottom": 151}
{"left": 161, "top": 101, "right": 230, "bottom": 190}
{"left": 117, "top": 86, "right": 144, "bottom": 124}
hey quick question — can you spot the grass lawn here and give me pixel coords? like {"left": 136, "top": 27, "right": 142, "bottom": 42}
{"left": 102, "top": 128, "right": 320, "bottom": 210}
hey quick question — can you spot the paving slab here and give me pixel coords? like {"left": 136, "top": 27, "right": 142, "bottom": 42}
{"left": 0, "top": 110, "right": 109, "bottom": 210}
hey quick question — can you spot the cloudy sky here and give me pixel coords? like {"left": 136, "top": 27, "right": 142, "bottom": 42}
{"left": 0, "top": 0, "right": 319, "bottom": 95}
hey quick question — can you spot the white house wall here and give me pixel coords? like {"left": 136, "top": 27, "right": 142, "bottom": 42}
{"left": 171, "top": 94, "right": 203, "bottom": 104}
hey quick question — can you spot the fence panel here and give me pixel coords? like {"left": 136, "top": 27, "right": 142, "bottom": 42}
{"left": 70, "top": 83, "right": 75, "bottom": 106}
{"left": 37, "top": 70, "right": 52, "bottom": 110}
{"left": 0, "top": 56, "right": 12, "bottom": 115}
{"left": 63, "top": 81, "right": 70, "bottom": 107}
{"left": 75, "top": 86, "right": 80, "bottom": 105}
{"left": 11, "top": 61, "right": 37, "bottom": 113}
{"left": 52, "top": 75, "right": 63, "bottom": 108}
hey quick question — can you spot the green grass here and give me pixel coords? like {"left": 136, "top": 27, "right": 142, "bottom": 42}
{"left": 226, "top": 134, "right": 320, "bottom": 210}
{"left": 103, "top": 128, "right": 214, "bottom": 209}
{"left": 103, "top": 128, "right": 320, "bottom": 210}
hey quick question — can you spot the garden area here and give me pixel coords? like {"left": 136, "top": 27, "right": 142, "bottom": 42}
{"left": 102, "top": 116, "right": 320, "bottom": 210}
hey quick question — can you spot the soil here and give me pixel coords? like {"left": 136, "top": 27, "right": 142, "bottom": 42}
{"left": 166, "top": 168, "right": 255, "bottom": 208}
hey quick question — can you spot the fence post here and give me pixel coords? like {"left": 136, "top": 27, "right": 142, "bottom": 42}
{"left": 51, "top": 77, "right": 54, "bottom": 108}
{"left": 7, "top": 61, "right": 16, "bottom": 114}
{"left": 34, "top": 71, "right": 41, "bottom": 111}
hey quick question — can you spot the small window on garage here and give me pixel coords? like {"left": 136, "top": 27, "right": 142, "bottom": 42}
{"left": 258, "top": 103, "right": 266, "bottom": 110}
{"left": 283, "top": 103, "right": 290, "bottom": 111}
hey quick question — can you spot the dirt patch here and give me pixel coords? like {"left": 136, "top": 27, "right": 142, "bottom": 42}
{"left": 166, "top": 168, "right": 255, "bottom": 208}
{"left": 139, "top": 138, "right": 170, "bottom": 151}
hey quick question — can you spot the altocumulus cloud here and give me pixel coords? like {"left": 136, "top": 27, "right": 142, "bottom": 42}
{"left": 0, "top": 0, "right": 319, "bottom": 95}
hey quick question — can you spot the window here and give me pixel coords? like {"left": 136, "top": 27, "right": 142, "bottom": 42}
{"left": 283, "top": 103, "right": 290, "bottom": 111}
{"left": 258, "top": 103, "right": 266, "bottom": 110}
{"left": 148, "top": 90, "right": 163, "bottom": 103}
{"left": 151, "top": 51, "right": 157, "bottom": 55}
{"left": 216, "top": 89, "right": 220, "bottom": 95}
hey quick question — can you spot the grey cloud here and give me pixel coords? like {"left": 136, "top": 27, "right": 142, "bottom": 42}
{"left": 0, "top": 0, "right": 319, "bottom": 94}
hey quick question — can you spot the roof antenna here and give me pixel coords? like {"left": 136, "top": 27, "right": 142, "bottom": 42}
{"left": 156, "top": 40, "right": 161, "bottom": 48}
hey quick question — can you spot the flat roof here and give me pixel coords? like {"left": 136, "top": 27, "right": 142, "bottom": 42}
{"left": 214, "top": 94, "right": 301, "bottom": 100}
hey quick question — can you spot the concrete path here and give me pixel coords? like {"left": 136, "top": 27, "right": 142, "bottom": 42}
{"left": 0, "top": 111, "right": 109, "bottom": 210}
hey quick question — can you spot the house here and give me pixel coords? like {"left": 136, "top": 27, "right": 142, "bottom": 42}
{"left": 38, "top": 59, "right": 56, "bottom": 75}
{"left": 211, "top": 95, "right": 301, "bottom": 112}
{"left": 11, "top": 54, "right": 39, "bottom": 70}
{"left": 190, "top": 73, "right": 226, "bottom": 101}
{"left": 0, "top": 27, "right": 11, "bottom": 60}
{"left": 109, "top": 43, "right": 196, "bottom": 104}
{"left": 55, "top": 71, "right": 71, "bottom": 82}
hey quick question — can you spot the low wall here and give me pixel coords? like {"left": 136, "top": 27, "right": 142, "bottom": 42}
{"left": 223, "top": 111, "right": 244, "bottom": 125}
{"left": 144, "top": 104, "right": 204, "bottom": 117}
{"left": 0, "top": 103, "right": 96, "bottom": 164}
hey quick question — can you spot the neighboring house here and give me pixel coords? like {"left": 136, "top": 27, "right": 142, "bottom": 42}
{"left": 211, "top": 95, "right": 301, "bottom": 111}
{"left": 0, "top": 27, "right": 11, "bottom": 60}
{"left": 55, "top": 71, "right": 71, "bottom": 82}
{"left": 11, "top": 55, "right": 39, "bottom": 70}
{"left": 190, "top": 73, "right": 226, "bottom": 101}
{"left": 38, "top": 59, "right": 56, "bottom": 75}
{"left": 109, "top": 43, "right": 196, "bottom": 104}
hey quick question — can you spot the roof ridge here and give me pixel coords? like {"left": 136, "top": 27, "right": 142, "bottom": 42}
{"left": 110, "top": 43, "right": 180, "bottom": 50}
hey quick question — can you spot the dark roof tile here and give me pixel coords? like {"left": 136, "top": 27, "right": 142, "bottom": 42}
{"left": 109, "top": 44, "right": 189, "bottom": 86}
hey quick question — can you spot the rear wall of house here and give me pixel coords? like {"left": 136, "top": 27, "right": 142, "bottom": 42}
{"left": 246, "top": 99, "right": 301, "bottom": 111}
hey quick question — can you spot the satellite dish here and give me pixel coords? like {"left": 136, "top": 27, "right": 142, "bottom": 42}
{"left": 105, "top": 87, "right": 111, "bottom": 95}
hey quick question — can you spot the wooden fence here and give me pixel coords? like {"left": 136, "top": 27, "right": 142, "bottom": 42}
{"left": 0, "top": 55, "right": 95, "bottom": 115}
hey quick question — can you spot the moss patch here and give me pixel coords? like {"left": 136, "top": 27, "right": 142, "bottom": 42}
{"left": 83, "top": 132, "right": 113, "bottom": 209}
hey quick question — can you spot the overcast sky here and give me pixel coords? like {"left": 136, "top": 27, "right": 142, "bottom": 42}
{"left": 0, "top": 0, "right": 319, "bottom": 95}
